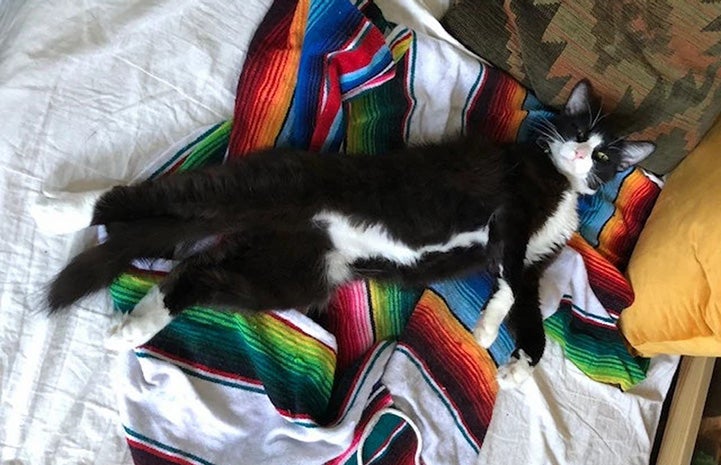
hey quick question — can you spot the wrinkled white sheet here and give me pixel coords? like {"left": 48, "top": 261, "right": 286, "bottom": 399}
{"left": 0, "top": 1, "right": 270, "bottom": 464}
{"left": 0, "top": 1, "right": 678, "bottom": 464}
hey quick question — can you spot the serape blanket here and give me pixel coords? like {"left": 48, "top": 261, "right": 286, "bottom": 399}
{"left": 109, "top": 1, "right": 661, "bottom": 463}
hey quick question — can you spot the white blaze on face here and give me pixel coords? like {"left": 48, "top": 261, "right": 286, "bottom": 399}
{"left": 549, "top": 133, "right": 603, "bottom": 192}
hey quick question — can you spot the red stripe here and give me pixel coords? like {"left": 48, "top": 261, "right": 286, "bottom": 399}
{"left": 331, "top": 345, "right": 393, "bottom": 422}
{"left": 399, "top": 342, "right": 482, "bottom": 445}
{"left": 559, "top": 299, "right": 616, "bottom": 329}
{"left": 324, "top": 389, "right": 394, "bottom": 465}
{"left": 140, "top": 346, "right": 264, "bottom": 387}
{"left": 127, "top": 438, "right": 196, "bottom": 465}
{"left": 229, "top": 0, "right": 301, "bottom": 155}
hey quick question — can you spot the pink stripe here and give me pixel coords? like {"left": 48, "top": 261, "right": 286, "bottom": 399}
{"left": 329, "top": 281, "right": 375, "bottom": 370}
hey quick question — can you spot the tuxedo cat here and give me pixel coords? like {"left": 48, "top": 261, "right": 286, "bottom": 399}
{"left": 35, "top": 79, "right": 654, "bottom": 385}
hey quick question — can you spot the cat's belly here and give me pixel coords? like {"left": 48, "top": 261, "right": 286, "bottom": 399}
{"left": 525, "top": 191, "right": 579, "bottom": 265}
{"left": 314, "top": 211, "right": 490, "bottom": 285}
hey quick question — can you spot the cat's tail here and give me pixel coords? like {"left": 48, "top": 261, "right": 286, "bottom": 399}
{"left": 46, "top": 218, "right": 225, "bottom": 313}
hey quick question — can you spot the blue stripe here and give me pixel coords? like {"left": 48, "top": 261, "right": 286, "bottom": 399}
{"left": 321, "top": 108, "right": 346, "bottom": 152}
{"left": 578, "top": 168, "right": 633, "bottom": 247}
{"left": 428, "top": 280, "right": 514, "bottom": 365}
{"left": 341, "top": 47, "right": 393, "bottom": 92}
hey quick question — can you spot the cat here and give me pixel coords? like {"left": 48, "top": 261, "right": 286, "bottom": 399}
{"left": 34, "top": 79, "right": 654, "bottom": 385}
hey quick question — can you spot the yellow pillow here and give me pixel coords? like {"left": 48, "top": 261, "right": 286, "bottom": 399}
{"left": 620, "top": 118, "right": 721, "bottom": 356}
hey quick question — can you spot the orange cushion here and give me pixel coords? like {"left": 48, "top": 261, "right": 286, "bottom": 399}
{"left": 620, "top": 118, "right": 721, "bottom": 356}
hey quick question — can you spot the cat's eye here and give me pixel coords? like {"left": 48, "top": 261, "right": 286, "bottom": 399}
{"left": 595, "top": 151, "right": 609, "bottom": 162}
{"left": 576, "top": 129, "right": 587, "bottom": 141}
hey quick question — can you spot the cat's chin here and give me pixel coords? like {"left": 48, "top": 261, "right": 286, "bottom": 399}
{"left": 575, "top": 182, "right": 597, "bottom": 196}
{"left": 557, "top": 171, "right": 596, "bottom": 195}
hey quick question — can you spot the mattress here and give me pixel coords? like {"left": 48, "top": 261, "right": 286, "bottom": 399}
{"left": 0, "top": 1, "right": 679, "bottom": 464}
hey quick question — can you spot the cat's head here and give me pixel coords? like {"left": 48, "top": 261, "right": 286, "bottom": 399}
{"left": 539, "top": 79, "right": 655, "bottom": 194}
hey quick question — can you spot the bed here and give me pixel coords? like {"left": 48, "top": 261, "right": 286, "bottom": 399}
{"left": 0, "top": 1, "right": 680, "bottom": 464}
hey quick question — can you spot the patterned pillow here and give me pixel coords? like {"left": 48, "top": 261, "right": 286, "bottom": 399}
{"left": 442, "top": 0, "right": 721, "bottom": 174}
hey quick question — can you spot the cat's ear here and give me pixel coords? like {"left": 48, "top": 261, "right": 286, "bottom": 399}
{"left": 618, "top": 141, "right": 655, "bottom": 171}
{"left": 564, "top": 79, "right": 592, "bottom": 115}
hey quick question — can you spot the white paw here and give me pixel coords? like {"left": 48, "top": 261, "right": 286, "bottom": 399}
{"left": 473, "top": 278, "right": 514, "bottom": 349}
{"left": 31, "top": 189, "right": 106, "bottom": 235}
{"left": 105, "top": 286, "right": 173, "bottom": 351}
{"left": 497, "top": 350, "right": 534, "bottom": 389}
{"left": 473, "top": 320, "right": 499, "bottom": 348}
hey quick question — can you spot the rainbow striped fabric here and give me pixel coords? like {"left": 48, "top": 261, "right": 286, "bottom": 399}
{"left": 110, "top": 0, "right": 661, "bottom": 463}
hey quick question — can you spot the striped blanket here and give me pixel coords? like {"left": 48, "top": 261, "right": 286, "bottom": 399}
{"left": 111, "top": 0, "right": 661, "bottom": 463}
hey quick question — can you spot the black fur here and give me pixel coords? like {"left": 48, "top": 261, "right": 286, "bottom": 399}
{"left": 48, "top": 80, "right": 654, "bottom": 366}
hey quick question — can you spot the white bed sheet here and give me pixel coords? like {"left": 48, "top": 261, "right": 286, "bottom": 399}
{"left": 0, "top": 1, "right": 270, "bottom": 463}
{"left": 0, "top": 1, "right": 678, "bottom": 465}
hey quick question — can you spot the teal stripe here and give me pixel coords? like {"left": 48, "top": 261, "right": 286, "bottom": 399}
{"left": 396, "top": 346, "right": 479, "bottom": 453}
{"left": 124, "top": 426, "right": 218, "bottom": 465}
{"left": 461, "top": 66, "right": 484, "bottom": 134}
{"left": 362, "top": 414, "right": 406, "bottom": 463}
{"left": 135, "top": 351, "right": 266, "bottom": 394}
{"left": 561, "top": 294, "right": 617, "bottom": 324}
{"left": 337, "top": 340, "right": 394, "bottom": 424}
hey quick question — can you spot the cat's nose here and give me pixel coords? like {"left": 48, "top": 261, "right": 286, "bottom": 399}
{"left": 573, "top": 147, "right": 588, "bottom": 160}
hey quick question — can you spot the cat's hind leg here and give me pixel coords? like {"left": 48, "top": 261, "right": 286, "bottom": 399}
{"left": 105, "top": 226, "right": 334, "bottom": 350}
{"left": 161, "top": 227, "right": 334, "bottom": 314}
{"left": 105, "top": 285, "right": 174, "bottom": 351}
{"left": 31, "top": 188, "right": 110, "bottom": 235}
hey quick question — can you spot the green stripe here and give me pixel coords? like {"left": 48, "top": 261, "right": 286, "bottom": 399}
{"left": 544, "top": 310, "right": 648, "bottom": 390}
{"left": 150, "top": 121, "right": 227, "bottom": 179}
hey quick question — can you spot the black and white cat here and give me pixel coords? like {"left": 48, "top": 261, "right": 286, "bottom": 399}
{"left": 34, "top": 79, "right": 654, "bottom": 385}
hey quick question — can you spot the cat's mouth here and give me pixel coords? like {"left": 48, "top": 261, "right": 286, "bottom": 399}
{"left": 548, "top": 140, "right": 593, "bottom": 175}
{"left": 547, "top": 140, "right": 598, "bottom": 194}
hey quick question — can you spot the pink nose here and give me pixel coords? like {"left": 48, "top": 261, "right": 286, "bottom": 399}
{"left": 573, "top": 147, "right": 588, "bottom": 160}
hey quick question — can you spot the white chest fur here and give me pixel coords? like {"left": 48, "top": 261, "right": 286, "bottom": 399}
{"left": 525, "top": 191, "right": 578, "bottom": 265}
{"left": 314, "top": 211, "right": 490, "bottom": 285}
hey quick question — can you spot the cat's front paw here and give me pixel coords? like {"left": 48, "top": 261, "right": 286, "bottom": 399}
{"left": 497, "top": 350, "right": 534, "bottom": 389}
{"left": 105, "top": 286, "right": 173, "bottom": 351}
{"left": 473, "top": 320, "right": 499, "bottom": 349}
{"left": 472, "top": 279, "right": 514, "bottom": 349}
{"left": 31, "top": 189, "right": 106, "bottom": 235}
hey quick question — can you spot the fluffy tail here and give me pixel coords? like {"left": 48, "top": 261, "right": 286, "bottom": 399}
{"left": 47, "top": 218, "right": 225, "bottom": 313}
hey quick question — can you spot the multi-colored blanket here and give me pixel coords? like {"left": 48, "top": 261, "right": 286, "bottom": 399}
{"left": 111, "top": 0, "right": 661, "bottom": 463}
